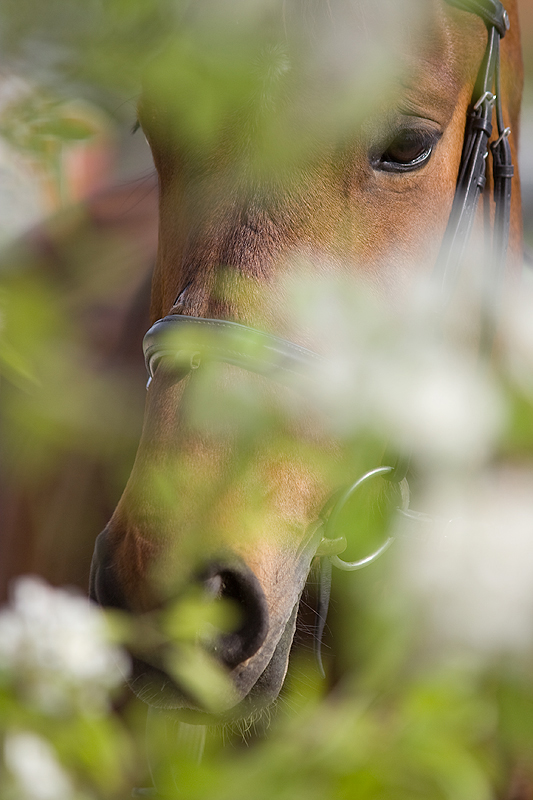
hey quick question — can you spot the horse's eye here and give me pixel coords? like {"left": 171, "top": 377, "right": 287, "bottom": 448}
{"left": 372, "top": 128, "right": 437, "bottom": 173}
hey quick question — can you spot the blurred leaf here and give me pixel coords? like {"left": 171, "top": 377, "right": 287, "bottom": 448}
{"left": 162, "top": 591, "right": 241, "bottom": 644}
{"left": 165, "top": 643, "right": 238, "bottom": 714}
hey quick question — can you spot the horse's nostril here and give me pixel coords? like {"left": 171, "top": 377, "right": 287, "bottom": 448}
{"left": 91, "top": 535, "right": 268, "bottom": 669}
{"left": 200, "top": 562, "right": 269, "bottom": 668}
{"left": 90, "top": 528, "right": 128, "bottom": 610}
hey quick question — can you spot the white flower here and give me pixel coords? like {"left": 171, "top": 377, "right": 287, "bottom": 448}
{"left": 285, "top": 273, "right": 503, "bottom": 465}
{"left": 4, "top": 732, "right": 73, "bottom": 800}
{"left": 0, "top": 577, "right": 129, "bottom": 712}
{"left": 399, "top": 469, "right": 533, "bottom": 655}
{"left": 500, "top": 280, "right": 533, "bottom": 395}
{"left": 363, "top": 345, "right": 503, "bottom": 464}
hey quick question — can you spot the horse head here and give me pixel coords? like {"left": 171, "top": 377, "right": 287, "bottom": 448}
{"left": 90, "top": 0, "right": 523, "bottom": 720}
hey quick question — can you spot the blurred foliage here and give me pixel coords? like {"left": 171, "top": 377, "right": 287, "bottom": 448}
{"left": 0, "top": 0, "right": 170, "bottom": 103}
{"left": 3, "top": 571, "right": 533, "bottom": 798}
{"left": 0, "top": 274, "right": 140, "bottom": 477}
{"left": 0, "top": 94, "right": 98, "bottom": 155}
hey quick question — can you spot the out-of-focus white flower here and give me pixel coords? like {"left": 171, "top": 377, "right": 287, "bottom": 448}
{"left": 284, "top": 273, "right": 503, "bottom": 465}
{"left": 500, "top": 279, "right": 533, "bottom": 395}
{"left": 0, "top": 577, "right": 129, "bottom": 712}
{"left": 359, "top": 345, "right": 502, "bottom": 464}
{"left": 4, "top": 732, "right": 73, "bottom": 800}
{"left": 398, "top": 469, "right": 533, "bottom": 655}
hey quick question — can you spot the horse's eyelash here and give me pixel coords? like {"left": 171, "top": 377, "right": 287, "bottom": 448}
{"left": 131, "top": 119, "right": 141, "bottom": 135}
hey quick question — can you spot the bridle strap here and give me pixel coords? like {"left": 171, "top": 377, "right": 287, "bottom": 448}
{"left": 486, "top": 43, "right": 514, "bottom": 350}
{"left": 434, "top": 24, "right": 499, "bottom": 296}
{"left": 385, "top": 0, "right": 513, "bottom": 480}
{"left": 435, "top": 0, "right": 513, "bottom": 347}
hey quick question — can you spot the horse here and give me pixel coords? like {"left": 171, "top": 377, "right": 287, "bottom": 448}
{"left": 90, "top": 0, "right": 524, "bottom": 730}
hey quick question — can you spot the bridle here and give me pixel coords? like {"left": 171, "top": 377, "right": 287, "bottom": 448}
{"left": 436, "top": 0, "right": 513, "bottom": 354}
{"left": 141, "top": 0, "right": 514, "bottom": 667}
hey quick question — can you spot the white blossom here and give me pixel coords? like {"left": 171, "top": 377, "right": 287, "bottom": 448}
{"left": 500, "top": 278, "right": 533, "bottom": 395}
{"left": 0, "top": 577, "right": 128, "bottom": 712}
{"left": 284, "top": 273, "right": 503, "bottom": 464}
{"left": 399, "top": 469, "right": 533, "bottom": 655}
{"left": 4, "top": 732, "right": 73, "bottom": 800}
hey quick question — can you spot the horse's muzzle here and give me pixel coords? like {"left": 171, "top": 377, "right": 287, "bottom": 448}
{"left": 90, "top": 527, "right": 278, "bottom": 711}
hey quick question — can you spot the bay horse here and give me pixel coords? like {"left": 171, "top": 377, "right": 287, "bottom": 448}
{"left": 90, "top": 0, "right": 523, "bottom": 726}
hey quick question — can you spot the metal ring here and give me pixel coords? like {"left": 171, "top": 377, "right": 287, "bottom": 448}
{"left": 326, "top": 466, "right": 409, "bottom": 572}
